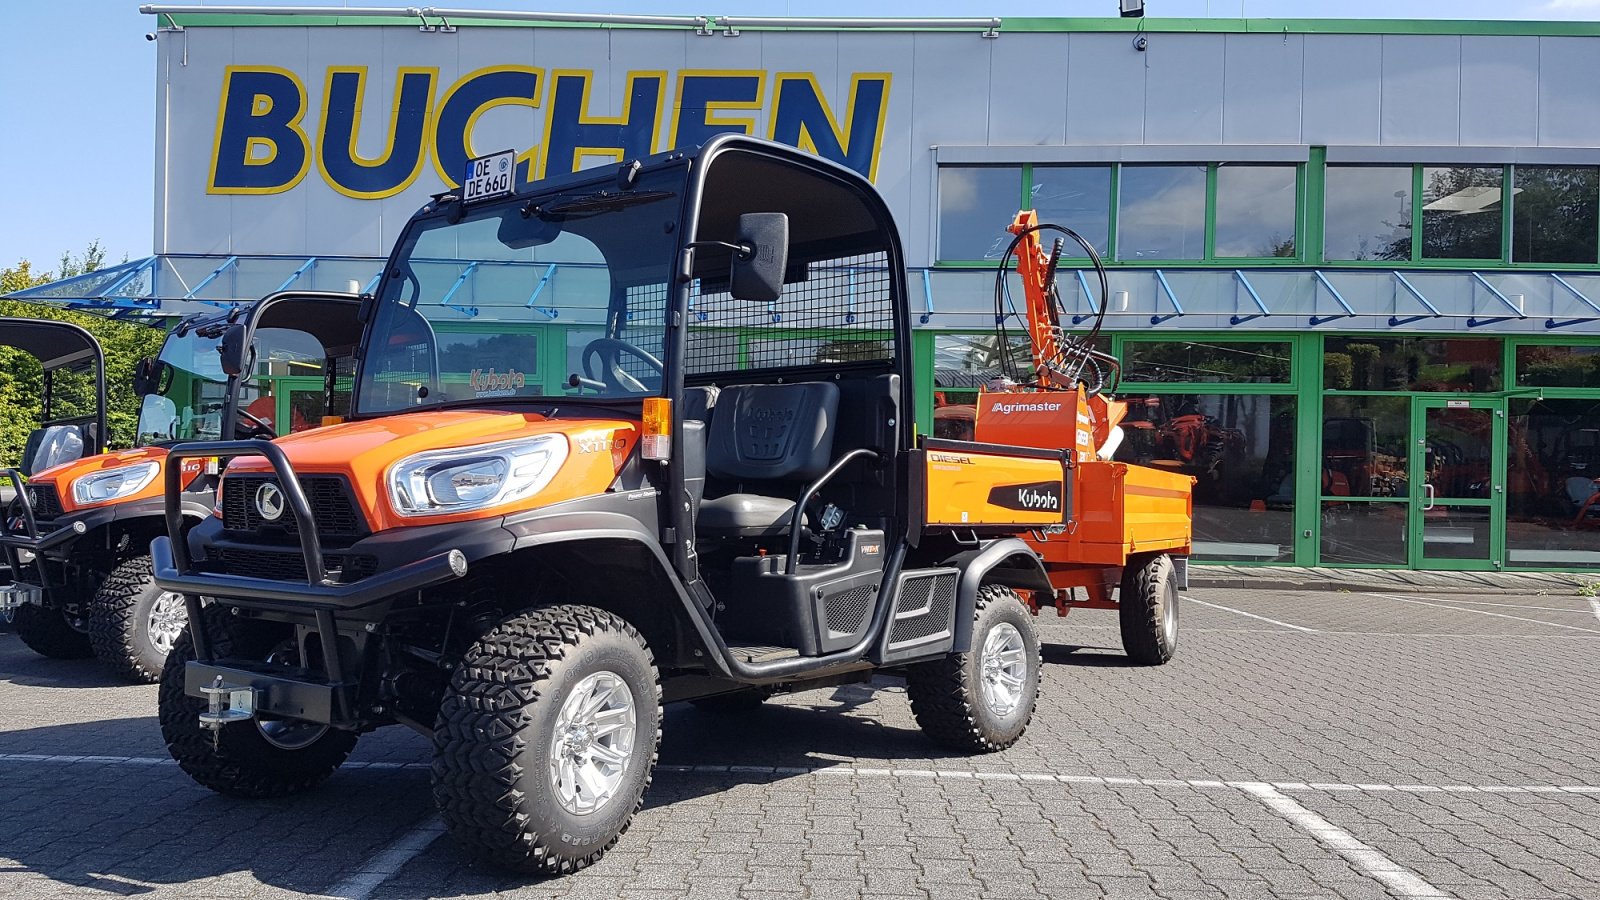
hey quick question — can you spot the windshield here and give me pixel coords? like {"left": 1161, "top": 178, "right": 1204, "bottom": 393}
{"left": 356, "top": 167, "right": 684, "bottom": 416}
{"left": 135, "top": 326, "right": 335, "bottom": 445}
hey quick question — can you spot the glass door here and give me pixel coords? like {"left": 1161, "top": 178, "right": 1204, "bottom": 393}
{"left": 1410, "top": 397, "right": 1504, "bottom": 569}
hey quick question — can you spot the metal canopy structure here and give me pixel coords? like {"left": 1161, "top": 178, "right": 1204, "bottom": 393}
{"left": 11, "top": 254, "right": 1600, "bottom": 335}
{"left": 3, "top": 254, "right": 385, "bottom": 321}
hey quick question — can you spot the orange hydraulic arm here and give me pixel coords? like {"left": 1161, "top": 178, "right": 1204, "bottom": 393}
{"left": 1001, "top": 210, "right": 1126, "bottom": 449}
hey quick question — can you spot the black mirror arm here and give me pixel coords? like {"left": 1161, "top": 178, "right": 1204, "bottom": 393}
{"left": 683, "top": 239, "right": 756, "bottom": 261}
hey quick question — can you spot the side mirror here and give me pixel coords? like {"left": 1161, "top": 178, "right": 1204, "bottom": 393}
{"left": 218, "top": 323, "right": 250, "bottom": 377}
{"left": 132, "top": 357, "right": 159, "bottom": 395}
{"left": 730, "top": 212, "right": 789, "bottom": 302}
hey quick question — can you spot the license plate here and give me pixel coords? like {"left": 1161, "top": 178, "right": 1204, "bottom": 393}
{"left": 462, "top": 150, "right": 516, "bottom": 203}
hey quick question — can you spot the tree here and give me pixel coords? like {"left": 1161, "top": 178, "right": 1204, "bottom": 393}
{"left": 0, "top": 246, "right": 166, "bottom": 464}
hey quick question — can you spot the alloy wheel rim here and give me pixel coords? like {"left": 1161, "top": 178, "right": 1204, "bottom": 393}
{"left": 549, "top": 670, "right": 637, "bottom": 816}
{"left": 978, "top": 622, "right": 1027, "bottom": 718}
{"left": 146, "top": 592, "right": 188, "bottom": 655}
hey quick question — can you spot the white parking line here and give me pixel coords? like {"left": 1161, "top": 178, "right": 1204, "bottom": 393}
{"left": 7, "top": 753, "right": 1595, "bottom": 796}
{"left": 1236, "top": 782, "right": 1454, "bottom": 899}
{"left": 1182, "top": 596, "right": 1319, "bottom": 632}
{"left": 1421, "top": 596, "right": 1597, "bottom": 614}
{"left": 1590, "top": 597, "right": 1600, "bottom": 625}
{"left": 319, "top": 817, "right": 446, "bottom": 900}
{"left": 1367, "top": 594, "right": 1600, "bottom": 634}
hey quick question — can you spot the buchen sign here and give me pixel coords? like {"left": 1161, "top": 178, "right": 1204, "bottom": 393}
{"left": 208, "top": 66, "right": 892, "bottom": 198}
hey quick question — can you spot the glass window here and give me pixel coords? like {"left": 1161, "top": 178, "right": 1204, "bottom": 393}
{"left": 1511, "top": 166, "right": 1600, "bottom": 264}
{"left": 1214, "top": 165, "right": 1297, "bottom": 258}
{"left": 1030, "top": 166, "right": 1111, "bottom": 258}
{"left": 1323, "top": 337, "right": 1501, "bottom": 392}
{"left": 1516, "top": 344, "right": 1600, "bottom": 388}
{"left": 1421, "top": 166, "right": 1504, "bottom": 260}
{"left": 1324, "top": 166, "right": 1413, "bottom": 261}
{"left": 938, "top": 166, "right": 1022, "bottom": 261}
{"left": 1320, "top": 503, "right": 1409, "bottom": 566}
{"left": 930, "top": 334, "right": 1033, "bottom": 440}
{"left": 1321, "top": 396, "right": 1409, "bottom": 498}
{"left": 1122, "top": 340, "right": 1292, "bottom": 384}
{"left": 1507, "top": 397, "right": 1600, "bottom": 568}
{"left": 1118, "top": 393, "right": 1297, "bottom": 562}
{"left": 1118, "top": 165, "right": 1206, "bottom": 261}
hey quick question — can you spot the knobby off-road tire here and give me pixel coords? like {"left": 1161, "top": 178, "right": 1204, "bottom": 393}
{"left": 432, "top": 604, "right": 661, "bottom": 875}
{"left": 159, "top": 606, "right": 358, "bottom": 798}
{"left": 89, "top": 555, "right": 187, "bottom": 684}
{"left": 12, "top": 602, "right": 93, "bottom": 660}
{"left": 905, "top": 584, "right": 1041, "bottom": 753}
{"left": 1119, "top": 552, "right": 1180, "bottom": 665}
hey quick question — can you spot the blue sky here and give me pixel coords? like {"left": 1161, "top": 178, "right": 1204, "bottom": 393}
{"left": 1, "top": 0, "right": 1596, "bottom": 277}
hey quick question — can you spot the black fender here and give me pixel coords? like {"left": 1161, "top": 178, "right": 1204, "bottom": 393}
{"left": 943, "top": 538, "right": 1053, "bottom": 653}
{"left": 501, "top": 507, "right": 732, "bottom": 675}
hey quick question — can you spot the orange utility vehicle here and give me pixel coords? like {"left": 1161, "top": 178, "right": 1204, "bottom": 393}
{"left": 150, "top": 137, "right": 1190, "bottom": 875}
{"left": 969, "top": 211, "right": 1194, "bottom": 663}
{"left": 2, "top": 293, "right": 360, "bottom": 681}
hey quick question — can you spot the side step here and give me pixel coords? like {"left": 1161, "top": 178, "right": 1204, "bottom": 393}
{"left": 726, "top": 645, "right": 800, "bottom": 664}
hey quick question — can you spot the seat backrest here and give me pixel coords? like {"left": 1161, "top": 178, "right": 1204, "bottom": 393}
{"left": 682, "top": 385, "right": 720, "bottom": 423}
{"left": 21, "top": 425, "right": 85, "bottom": 477}
{"left": 707, "top": 382, "right": 838, "bottom": 482}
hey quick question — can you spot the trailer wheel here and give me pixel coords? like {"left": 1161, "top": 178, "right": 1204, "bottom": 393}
{"left": 1119, "top": 553, "right": 1180, "bottom": 665}
{"left": 12, "top": 602, "right": 93, "bottom": 660}
{"left": 159, "top": 607, "right": 357, "bottom": 798}
{"left": 432, "top": 604, "right": 660, "bottom": 874}
{"left": 88, "top": 555, "right": 185, "bottom": 684}
{"left": 905, "top": 584, "right": 1041, "bottom": 753}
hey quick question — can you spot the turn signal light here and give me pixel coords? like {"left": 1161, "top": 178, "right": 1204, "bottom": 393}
{"left": 641, "top": 397, "right": 671, "bottom": 461}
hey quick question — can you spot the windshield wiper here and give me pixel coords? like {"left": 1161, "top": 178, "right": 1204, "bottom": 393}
{"left": 527, "top": 189, "right": 674, "bottom": 219}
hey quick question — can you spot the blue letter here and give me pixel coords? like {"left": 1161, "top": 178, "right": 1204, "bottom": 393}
{"left": 432, "top": 66, "right": 542, "bottom": 190}
{"left": 209, "top": 67, "right": 310, "bottom": 194}
{"left": 671, "top": 71, "right": 762, "bottom": 149}
{"left": 541, "top": 71, "right": 664, "bottom": 178}
{"left": 318, "top": 67, "right": 437, "bottom": 200}
{"left": 770, "top": 73, "right": 892, "bottom": 181}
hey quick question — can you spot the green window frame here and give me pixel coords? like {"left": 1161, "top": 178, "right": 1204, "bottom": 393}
{"left": 934, "top": 161, "right": 1308, "bottom": 268}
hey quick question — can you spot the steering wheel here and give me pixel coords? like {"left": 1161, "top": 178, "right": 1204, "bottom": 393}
{"left": 235, "top": 409, "right": 278, "bottom": 440}
{"left": 581, "top": 338, "right": 663, "bottom": 393}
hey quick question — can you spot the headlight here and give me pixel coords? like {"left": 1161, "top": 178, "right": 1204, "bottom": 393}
{"left": 388, "top": 435, "right": 568, "bottom": 517}
{"left": 71, "top": 461, "right": 161, "bottom": 505}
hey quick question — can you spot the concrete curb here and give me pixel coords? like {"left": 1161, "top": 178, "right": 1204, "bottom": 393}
{"left": 1190, "top": 566, "right": 1598, "bottom": 597}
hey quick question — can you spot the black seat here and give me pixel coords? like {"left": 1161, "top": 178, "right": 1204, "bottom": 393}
{"left": 698, "top": 382, "right": 838, "bottom": 537}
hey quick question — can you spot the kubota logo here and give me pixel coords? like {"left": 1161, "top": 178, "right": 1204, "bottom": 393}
{"left": 986, "top": 481, "right": 1062, "bottom": 513}
{"left": 255, "top": 482, "right": 286, "bottom": 522}
{"left": 990, "top": 400, "right": 1063, "bottom": 415}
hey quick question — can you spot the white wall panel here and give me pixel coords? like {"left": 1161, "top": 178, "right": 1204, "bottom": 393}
{"left": 1143, "top": 34, "right": 1224, "bottom": 145}
{"left": 1222, "top": 33, "right": 1303, "bottom": 145}
{"left": 1303, "top": 35, "right": 1381, "bottom": 146}
{"left": 1380, "top": 35, "right": 1461, "bottom": 146}
{"left": 987, "top": 34, "right": 1067, "bottom": 146}
{"left": 1537, "top": 37, "right": 1600, "bottom": 147}
{"left": 1065, "top": 33, "right": 1144, "bottom": 145}
{"left": 1459, "top": 35, "right": 1537, "bottom": 147}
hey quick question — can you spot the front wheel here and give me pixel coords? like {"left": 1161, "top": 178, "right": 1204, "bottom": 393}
{"left": 158, "top": 607, "right": 358, "bottom": 798}
{"left": 1119, "top": 553, "right": 1180, "bottom": 666}
{"left": 12, "top": 602, "right": 93, "bottom": 660}
{"left": 905, "top": 584, "right": 1041, "bottom": 753}
{"left": 89, "top": 555, "right": 187, "bottom": 684}
{"left": 432, "top": 605, "right": 660, "bottom": 875}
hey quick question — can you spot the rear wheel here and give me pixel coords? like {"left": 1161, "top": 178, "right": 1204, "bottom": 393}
{"left": 432, "top": 605, "right": 660, "bottom": 874}
{"left": 158, "top": 607, "right": 358, "bottom": 798}
{"left": 1119, "top": 553, "right": 1180, "bottom": 665}
{"left": 905, "top": 584, "right": 1041, "bottom": 753}
{"left": 89, "top": 555, "right": 186, "bottom": 684}
{"left": 12, "top": 602, "right": 93, "bottom": 660}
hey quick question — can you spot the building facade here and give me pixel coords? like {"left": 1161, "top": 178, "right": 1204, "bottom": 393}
{"left": 18, "top": 11, "right": 1600, "bottom": 571}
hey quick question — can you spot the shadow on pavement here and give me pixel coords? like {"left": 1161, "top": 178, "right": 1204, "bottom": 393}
{"left": 0, "top": 635, "right": 132, "bottom": 689}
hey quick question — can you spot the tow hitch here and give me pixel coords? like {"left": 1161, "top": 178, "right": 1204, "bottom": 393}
{"left": 199, "top": 675, "right": 257, "bottom": 730}
{"left": 0, "top": 583, "right": 42, "bottom": 620}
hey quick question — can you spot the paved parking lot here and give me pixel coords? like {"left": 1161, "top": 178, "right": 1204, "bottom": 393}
{"left": 2, "top": 586, "right": 1597, "bottom": 899}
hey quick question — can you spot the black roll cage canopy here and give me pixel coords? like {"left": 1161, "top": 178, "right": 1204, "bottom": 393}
{"left": 0, "top": 317, "right": 108, "bottom": 454}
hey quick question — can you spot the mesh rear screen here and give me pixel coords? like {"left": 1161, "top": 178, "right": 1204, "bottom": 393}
{"left": 683, "top": 252, "right": 894, "bottom": 375}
